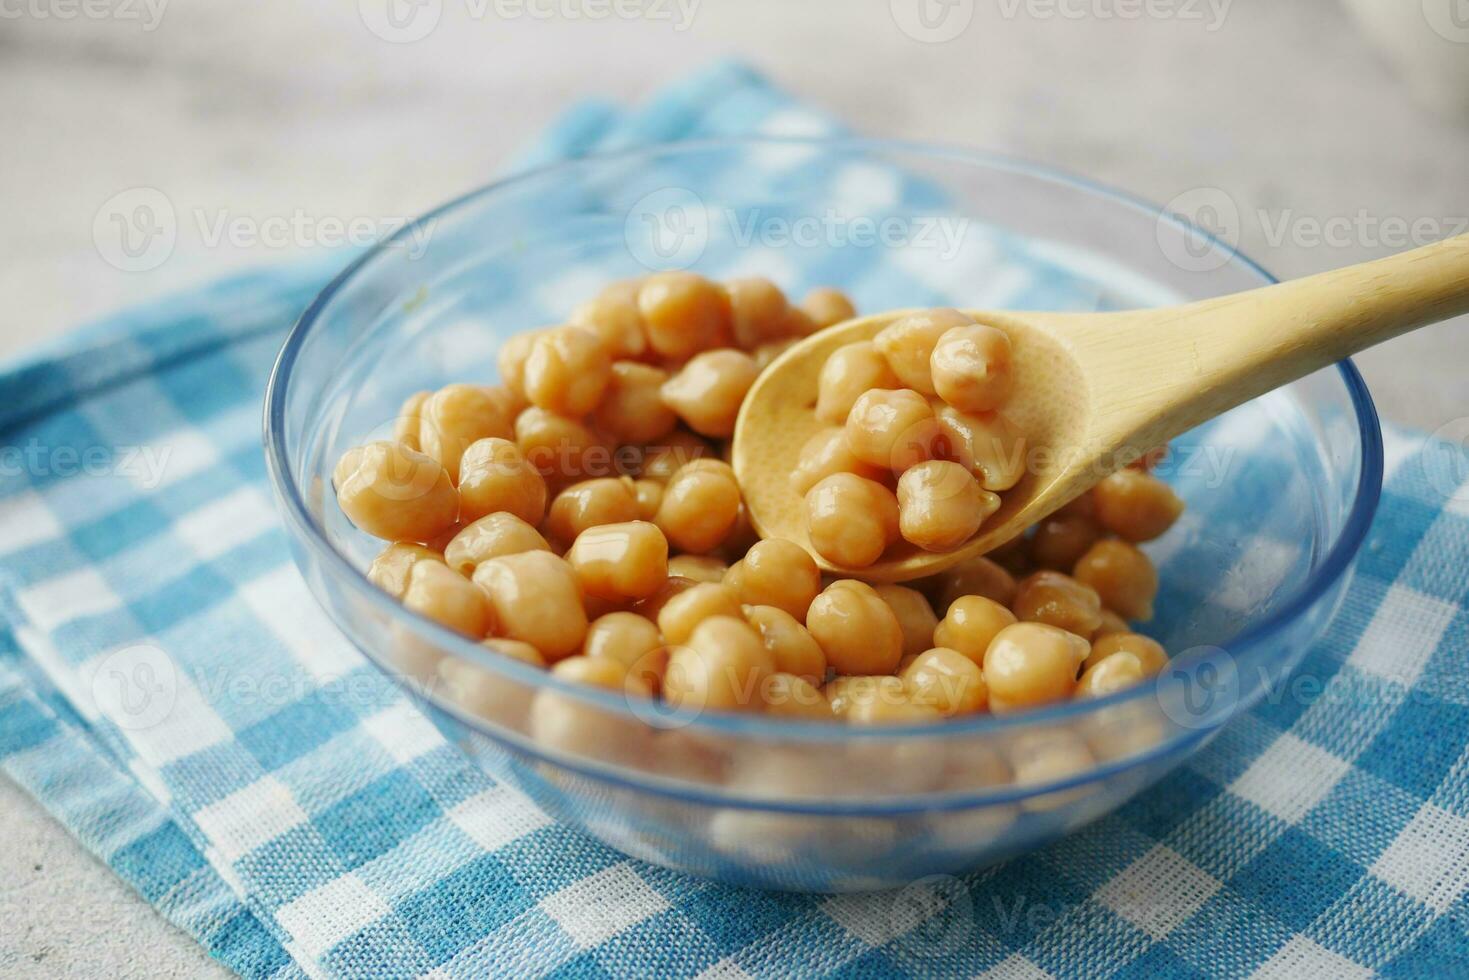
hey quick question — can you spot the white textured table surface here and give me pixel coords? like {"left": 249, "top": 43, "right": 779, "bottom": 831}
{"left": 3, "top": 0, "right": 1467, "bottom": 973}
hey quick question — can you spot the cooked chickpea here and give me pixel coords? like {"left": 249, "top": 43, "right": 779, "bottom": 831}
{"left": 903, "top": 647, "right": 988, "bottom": 715}
{"left": 814, "top": 341, "right": 899, "bottom": 425}
{"left": 514, "top": 407, "right": 606, "bottom": 486}
{"left": 1029, "top": 513, "right": 1101, "bottom": 571}
{"left": 654, "top": 459, "right": 742, "bottom": 554}
{"left": 874, "top": 308, "right": 973, "bottom": 395}
{"left": 335, "top": 441, "right": 459, "bottom": 543}
{"left": 984, "top": 623, "right": 1088, "bottom": 712}
{"left": 1093, "top": 608, "right": 1132, "bottom": 638}
{"left": 456, "top": 437, "right": 548, "bottom": 525}
{"left": 933, "top": 595, "right": 1017, "bottom": 665}
{"left": 583, "top": 611, "right": 667, "bottom": 692}
{"left": 471, "top": 551, "right": 587, "bottom": 660}
{"left": 1073, "top": 538, "right": 1158, "bottom": 621}
{"left": 639, "top": 429, "right": 713, "bottom": 483}
{"left": 656, "top": 582, "right": 744, "bottom": 645}
{"left": 1009, "top": 730, "right": 1096, "bottom": 809}
{"left": 638, "top": 271, "right": 733, "bottom": 361}
{"left": 438, "top": 643, "right": 544, "bottom": 727}
{"left": 744, "top": 605, "right": 826, "bottom": 683}
{"left": 393, "top": 390, "right": 432, "bottom": 451}
{"left": 663, "top": 616, "right": 774, "bottom": 713}
{"left": 927, "top": 556, "right": 1018, "bottom": 612}
{"left": 872, "top": 584, "right": 939, "bottom": 660}
{"left": 368, "top": 542, "right": 442, "bottom": 599}
{"left": 933, "top": 406, "right": 1027, "bottom": 492}
{"left": 665, "top": 554, "right": 727, "bottom": 584}
{"left": 630, "top": 477, "right": 664, "bottom": 520}
{"left": 1013, "top": 570, "right": 1104, "bottom": 637}
{"left": 566, "top": 520, "right": 668, "bottom": 601}
{"left": 930, "top": 323, "right": 1014, "bottom": 412}
{"left": 1076, "top": 652, "right": 1146, "bottom": 698}
{"left": 631, "top": 575, "right": 697, "bottom": 622}
{"left": 483, "top": 384, "right": 528, "bottom": 422}
{"left": 806, "top": 580, "right": 904, "bottom": 676}
{"left": 800, "top": 287, "right": 857, "bottom": 330}
{"left": 844, "top": 388, "right": 938, "bottom": 470}
{"left": 1084, "top": 632, "right": 1168, "bottom": 675}
{"left": 660, "top": 349, "right": 759, "bottom": 438}
{"left": 418, "top": 384, "right": 513, "bottom": 484}
{"left": 496, "top": 329, "right": 544, "bottom": 402}
{"left": 725, "top": 277, "right": 791, "bottom": 349}
{"left": 1092, "top": 470, "right": 1184, "bottom": 542}
{"left": 568, "top": 278, "right": 648, "bottom": 360}
{"left": 443, "top": 513, "right": 550, "bottom": 576}
{"left": 593, "top": 362, "right": 677, "bottom": 445}
{"left": 789, "top": 427, "right": 890, "bottom": 496}
{"left": 402, "top": 560, "right": 493, "bottom": 638}
{"left": 530, "top": 656, "right": 652, "bottom": 762}
{"left": 737, "top": 538, "right": 821, "bottom": 619}
{"left": 824, "top": 675, "right": 905, "bottom": 717}
{"left": 897, "top": 460, "right": 999, "bottom": 552}
{"left": 522, "top": 326, "right": 612, "bottom": 418}
{"left": 759, "top": 673, "right": 831, "bottom": 720}
{"left": 804, "top": 473, "right": 900, "bottom": 568}
{"left": 847, "top": 698, "right": 944, "bottom": 726}
{"left": 544, "top": 478, "right": 639, "bottom": 547}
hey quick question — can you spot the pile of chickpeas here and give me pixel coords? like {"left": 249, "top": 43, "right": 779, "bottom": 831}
{"left": 333, "top": 272, "right": 1186, "bottom": 747}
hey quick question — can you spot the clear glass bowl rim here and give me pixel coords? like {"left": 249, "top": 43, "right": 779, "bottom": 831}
{"left": 263, "top": 136, "right": 1384, "bottom": 753}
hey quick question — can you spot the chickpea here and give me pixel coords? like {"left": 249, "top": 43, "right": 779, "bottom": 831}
{"left": 1092, "top": 470, "right": 1184, "bottom": 542}
{"left": 930, "top": 323, "right": 1014, "bottom": 413}
{"left": 639, "top": 429, "right": 713, "bottom": 483}
{"left": 926, "top": 556, "right": 1018, "bottom": 613}
{"left": 903, "top": 647, "right": 988, "bottom": 715}
{"left": 663, "top": 616, "right": 774, "bottom": 713}
{"left": 933, "top": 595, "right": 1017, "bottom": 665}
{"left": 456, "top": 437, "right": 548, "bottom": 525}
{"left": 984, "top": 623, "right": 1088, "bottom": 713}
{"left": 393, "top": 390, "right": 432, "bottom": 451}
{"left": 631, "top": 478, "right": 664, "bottom": 520}
{"left": 663, "top": 555, "right": 725, "bottom": 584}
{"left": 897, "top": 460, "right": 999, "bottom": 552}
{"left": 418, "top": 384, "right": 513, "bottom": 484}
{"left": 482, "top": 384, "right": 528, "bottom": 422}
{"left": 753, "top": 337, "right": 798, "bottom": 371}
{"left": 803, "top": 473, "right": 900, "bottom": 569}
{"left": 638, "top": 271, "right": 733, "bottom": 361}
{"left": 471, "top": 551, "right": 587, "bottom": 660}
{"left": 824, "top": 675, "right": 905, "bottom": 717}
{"left": 847, "top": 698, "right": 944, "bottom": 726}
{"left": 566, "top": 520, "right": 669, "bottom": 601}
{"left": 544, "top": 478, "right": 639, "bottom": 547}
{"left": 806, "top": 580, "right": 904, "bottom": 676}
{"left": 874, "top": 308, "right": 973, "bottom": 395}
{"left": 496, "top": 329, "right": 544, "bottom": 402}
{"left": 403, "top": 560, "right": 493, "bottom": 638}
{"left": 1009, "top": 729, "right": 1096, "bottom": 810}
{"left": 800, "top": 287, "right": 857, "bottom": 330}
{"left": 514, "top": 407, "right": 607, "bottom": 486}
{"left": 334, "top": 441, "right": 459, "bottom": 543}
{"left": 583, "top": 611, "right": 667, "bottom": 692}
{"left": 722, "top": 559, "right": 745, "bottom": 591}
{"left": 726, "top": 277, "right": 791, "bottom": 349}
{"left": 593, "top": 362, "right": 678, "bottom": 445}
{"left": 660, "top": 349, "right": 759, "bottom": 438}
{"left": 760, "top": 673, "right": 832, "bottom": 720}
{"left": 933, "top": 406, "right": 1027, "bottom": 492}
{"left": 844, "top": 388, "right": 938, "bottom": 470}
{"left": 568, "top": 278, "right": 648, "bottom": 360}
{"left": 744, "top": 605, "right": 826, "bottom": 683}
{"left": 367, "top": 542, "right": 441, "bottom": 599}
{"left": 631, "top": 575, "right": 697, "bottom": 622}
{"left": 1013, "top": 570, "right": 1104, "bottom": 637}
{"left": 1093, "top": 609, "right": 1132, "bottom": 639}
{"left": 1076, "top": 652, "right": 1146, "bottom": 698}
{"left": 530, "top": 657, "right": 652, "bottom": 764}
{"left": 437, "top": 644, "right": 544, "bottom": 728}
{"left": 872, "top": 584, "right": 940, "bottom": 660}
{"left": 1084, "top": 632, "right": 1168, "bottom": 675}
{"left": 1029, "top": 513, "right": 1101, "bottom": 571}
{"left": 443, "top": 512, "right": 550, "bottom": 576}
{"left": 522, "top": 326, "right": 612, "bottom": 418}
{"left": 736, "top": 538, "right": 821, "bottom": 619}
{"left": 656, "top": 582, "right": 744, "bottom": 646}
{"left": 789, "top": 428, "right": 890, "bottom": 496}
{"left": 1073, "top": 538, "right": 1158, "bottom": 621}
{"left": 814, "top": 341, "right": 899, "bottom": 426}
{"left": 654, "top": 459, "right": 742, "bottom": 554}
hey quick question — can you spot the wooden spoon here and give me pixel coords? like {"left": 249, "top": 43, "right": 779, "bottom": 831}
{"left": 733, "top": 234, "right": 1469, "bottom": 582}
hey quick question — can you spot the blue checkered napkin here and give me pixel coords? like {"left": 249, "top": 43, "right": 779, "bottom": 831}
{"left": 3, "top": 61, "right": 1469, "bottom": 979}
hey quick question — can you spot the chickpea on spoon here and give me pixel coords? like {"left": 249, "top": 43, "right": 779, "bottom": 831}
{"left": 732, "top": 234, "right": 1469, "bottom": 582}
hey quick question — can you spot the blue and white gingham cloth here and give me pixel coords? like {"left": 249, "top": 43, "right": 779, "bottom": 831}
{"left": 3, "top": 62, "right": 1469, "bottom": 978}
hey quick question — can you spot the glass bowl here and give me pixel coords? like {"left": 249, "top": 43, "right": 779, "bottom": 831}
{"left": 264, "top": 138, "right": 1382, "bottom": 892}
